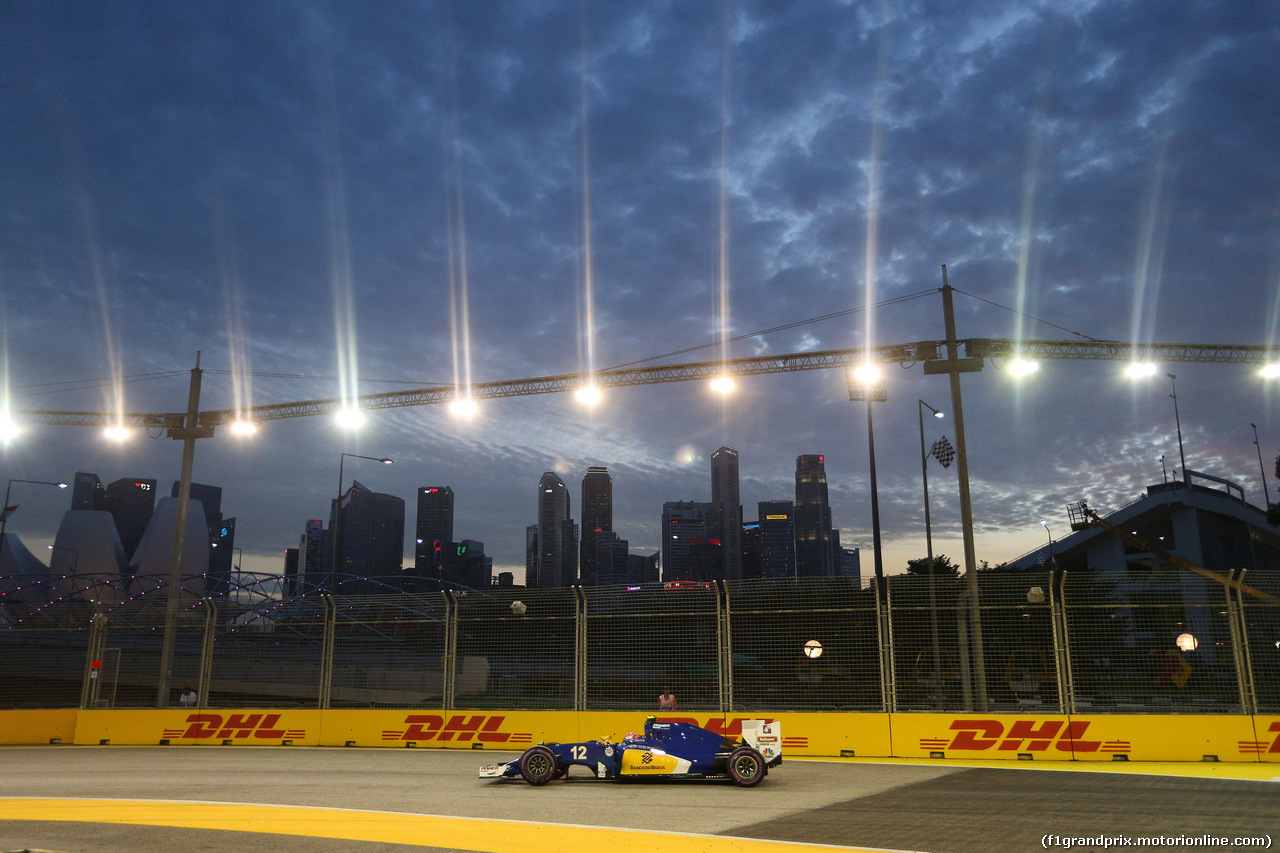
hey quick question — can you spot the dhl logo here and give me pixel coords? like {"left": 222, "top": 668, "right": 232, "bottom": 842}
{"left": 657, "top": 716, "right": 808, "bottom": 748}
{"left": 919, "top": 719, "right": 1129, "bottom": 754}
{"left": 163, "top": 713, "right": 306, "bottom": 741}
{"left": 1237, "top": 721, "right": 1280, "bottom": 755}
{"left": 381, "top": 714, "right": 532, "bottom": 744}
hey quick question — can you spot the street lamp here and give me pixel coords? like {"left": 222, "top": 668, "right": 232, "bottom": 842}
{"left": 48, "top": 544, "right": 79, "bottom": 570}
{"left": 332, "top": 453, "right": 393, "bottom": 588}
{"left": 918, "top": 400, "right": 945, "bottom": 704}
{"left": 1251, "top": 423, "right": 1271, "bottom": 510}
{"left": 233, "top": 547, "right": 244, "bottom": 601}
{"left": 0, "top": 479, "right": 69, "bottom": 561}
{"left": 846, "top": 365, "right": 887, "bottom": 590}
{"left": 1040, "top": 519, "right": 1054, "bottom": 565}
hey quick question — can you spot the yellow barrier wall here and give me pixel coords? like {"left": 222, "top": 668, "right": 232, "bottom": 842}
{"left": 73, "top": 710, "right": 324, "bottom": 747}
{"left": 0, "top": 709, "right": 77, "bottom": 745}
{"left": 889, "top": 713, "right": 1263, "bottom": 762}
{"left": 1, "top": 709, "right": 1276, "bottom": 763}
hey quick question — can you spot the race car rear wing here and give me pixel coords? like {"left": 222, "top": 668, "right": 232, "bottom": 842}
{"left": 740, "top": 719, "right": 781, "bottom": 764}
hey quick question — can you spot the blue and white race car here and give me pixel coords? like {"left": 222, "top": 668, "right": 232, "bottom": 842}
{"left": 479, "top": 716, "right": 781, "bottom": 787}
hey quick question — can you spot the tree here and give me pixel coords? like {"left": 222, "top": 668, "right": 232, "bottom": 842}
{"left": 905, "top": 554, "right": 960, "bottom": 577}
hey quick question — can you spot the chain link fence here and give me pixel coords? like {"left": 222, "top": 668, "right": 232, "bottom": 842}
{"left": 1, "top": 573, "right": 1275, "bottom": 713}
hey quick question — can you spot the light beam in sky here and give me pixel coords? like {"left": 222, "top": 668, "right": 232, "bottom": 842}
{"left": 214, "top": 203, "right": 253, "bottom": 426}
{"left": 861, "top": 26, "right": 889, "bottom": 355}
{"left": 315, "top": 28, "right": 360, "bottom": 421}
{"left": 714, "top": 4, "right": 735, "bottom": 412}
{"left": 1130, "top": 132, "right": 1173, "bottom": 350}
{"left": 442, "top": 13, "right": 474, "bottom": 419}
{"left": 578, "top": 2, "right": 598, "bottom": 401}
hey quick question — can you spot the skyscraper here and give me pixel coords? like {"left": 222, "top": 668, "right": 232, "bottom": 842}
{"left": 579, "top": 467, "right": 612, "bottom": 584}
{"left": 711, "top": 446, "right": 742, "bottom": 581}
{"left": 415, "top": 486, "right": 454, "bottom": 576}
{"left": 299, "top": 519, "right": 325, "bottom": 594}
{"left": 593, "top": 531, "right": 629, "bottom": 586}
{"left": 661, "top": 500, "right": 720, "bottom": 582}
{"left": 329, "top": 479, "right": 405, "bottom": 593}
{"left": 758, "top": 500, "right": 797, "bottom": 577}
{"left": 71, "top": 472, "right": 104, "bottom": 511}
{"left": 533, "top": 472, "right": 575, "bottom": 587}
{"left": 105, "top": 478, "right": 157, "bottom": 560}
{"left": 794, "top": 454, "right": 835, "bottom": 577}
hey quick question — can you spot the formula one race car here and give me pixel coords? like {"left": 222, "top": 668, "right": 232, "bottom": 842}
{"left": 479, "top": 716, "right": 781, "bottom": 787}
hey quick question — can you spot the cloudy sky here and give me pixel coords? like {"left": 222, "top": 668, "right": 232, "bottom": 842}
{"left": 2, "top": 0, "right": 1278, "bottom": 584}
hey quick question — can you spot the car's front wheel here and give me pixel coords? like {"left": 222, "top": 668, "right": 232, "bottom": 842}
{"left": 727, "top": 746, "right": 765, "bottom": 787}
{"left": 519, "top": 745, "right": 559, "bottom": 785}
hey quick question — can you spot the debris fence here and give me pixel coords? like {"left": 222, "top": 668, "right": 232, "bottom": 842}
{"left": 1, "top": 572, "right": 1275, "bottom": 714}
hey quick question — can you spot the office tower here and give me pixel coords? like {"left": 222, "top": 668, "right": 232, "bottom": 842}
{"left": 563, "top": 519, "right": 579, "bottom": 586}
{"left": 283, "top": 548, "right": 300, "bottom": 596}
{"left": 329, "top": 479, "right": 405, "bottom": 593}
{"left": 579, "top": 467, "right": 612, "bottom": 585}
{"left": 440, "top": 539, "right": 490, "bottom": 589}
{"left": 740, "top": 520, "right": 762, "bottom": 579}
{"left": 839, "top": 547, "right": 862, "bottom": 587}
{"left": 794, "top": 454, "right": 835, "bottom": 576}
{"left": 300, "top": 519, "right": 325, "bottom": 592}
{"left": 525, "top": 524, "right": 539, "bottom": 586}
{"left": 415, "top": 486, "right": 454, "bottom": 575}
{"left": 758, "top": 500, "right": 797, "bottom": 577}
{"left": 711, "top": 446, "right": 742, "bottom": 581}
{"left": 593, "top": 531, "right": 629, "bottom": 586}
{"left": 627, "top": 552, "right": 660, "bottom": 585}
{"left": 661, "top": 500, "right": 721, "bottom": 582}
{"left": 105, "top": 478, "right": 157, "bottom": 560}
{"left": 172, "top": 481, "right": 233, "bottom": 596}
{"left": 533, "top": 472, "right": 574, "bottom": 587}
{"left": 71, "top": 472, "right": 104, "bottom": 511}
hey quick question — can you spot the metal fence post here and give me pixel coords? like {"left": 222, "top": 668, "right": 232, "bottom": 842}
{"left": 1227, "top": 569, "right": 1256, "bottom": 715}
{"left": 319, "top": 594, "right": 336, "bottom": 709}
{"left": 197, "top": 598, "right": 217, "bottom": 709}
{"left": 442, "top": 590, "right": 457, "bottom": 711}
{"left": 1049, "top": 570, "right": 1073, "bottom": 714}
{"left": 574, "top": 586, "right": 586, "bottom": 712}
{"left": 717, "top": 581, "right": 733, "bottom": 713}
{"left": 875, "top": 581, "right": 894, "bottom": 713}
{"left": 883, "top": 581, "right": 897, "bottom": 713}
{"left": 79, "top": 602, "right": 106, "bottom": 710}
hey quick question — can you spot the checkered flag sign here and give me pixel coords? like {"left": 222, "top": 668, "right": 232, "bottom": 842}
{"left": 930, "top": 436, "right": 956, "bottom": 469}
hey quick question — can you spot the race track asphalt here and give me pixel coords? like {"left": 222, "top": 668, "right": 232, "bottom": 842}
{"left": 0, "top": 746, "right": 1276, "bottom": 853}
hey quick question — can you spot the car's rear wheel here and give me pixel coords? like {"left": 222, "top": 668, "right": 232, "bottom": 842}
{"left": 727, "top": 746, "right": 765, "bottom": 787}
{"left": 519, "top": 745, "right": 559, "bottom": 785}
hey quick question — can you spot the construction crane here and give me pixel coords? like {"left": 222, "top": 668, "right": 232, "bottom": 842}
{"left": 10, "top": 337, "right": 1280, "bottom": 430}
{"left": 1065, "top": 500, "right": 1280, "bottom": 606}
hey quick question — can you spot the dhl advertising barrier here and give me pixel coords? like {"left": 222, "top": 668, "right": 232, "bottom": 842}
{"left": 1, "top": 709, "right": 1277, "bottom": 763}
{"left": 889, "top": 713, "right": 1279, "bottom": 762}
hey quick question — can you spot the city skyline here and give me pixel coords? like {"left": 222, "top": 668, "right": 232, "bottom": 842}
{"left": 1, "top": 3, "right": 1277, "bottom": 584}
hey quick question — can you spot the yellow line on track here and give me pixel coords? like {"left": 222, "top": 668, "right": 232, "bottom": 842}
{"left": 0, "top": 798, "right": 872, "bottom": 853}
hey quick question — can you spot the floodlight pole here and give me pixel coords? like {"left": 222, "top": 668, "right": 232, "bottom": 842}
{"left": 1251, "top": 423, "right": 1271, "bottom": 509}
{"left": 156, "top": 353, "right": 213, "bottom": 708}
{"left": 1168, "top": 373, "right": 1187, "bottom": 484}
{"left": 938, "top": 267, "right": 987, "bottom": 711}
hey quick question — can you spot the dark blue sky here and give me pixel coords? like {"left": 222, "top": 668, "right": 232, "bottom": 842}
{"left": 2, "top": 0, "right": 1278, "bottom": 580}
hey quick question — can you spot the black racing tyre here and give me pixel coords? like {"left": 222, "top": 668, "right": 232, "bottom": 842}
{"left": 519, "top": 745, "right": 559, "bottom": 785}
{"left": 727, "top": 746, "right": 765, "bottom": 787}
